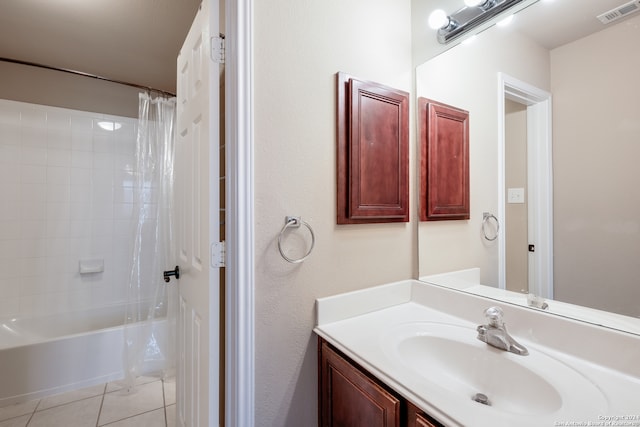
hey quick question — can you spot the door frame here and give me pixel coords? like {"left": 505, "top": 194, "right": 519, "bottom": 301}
{"left": 497, "top": 73, "right": 553, "bottom": 299}
{"left": 224, "top": 0, "right": 255, "bottom": 425}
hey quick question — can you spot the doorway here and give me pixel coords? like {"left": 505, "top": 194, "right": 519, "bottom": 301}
{"left": 497, "top": 73, "right": 554, "bottom": 299}
{"left": 504, "top": 99, "right": 528, "bottom": 293}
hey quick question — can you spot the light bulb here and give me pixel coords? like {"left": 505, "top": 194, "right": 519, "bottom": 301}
{"left": 464, "top": 0, "right": 486, "bottom": 6}
{"left": 428, "top": 9, "right": 449, "bottom": 30}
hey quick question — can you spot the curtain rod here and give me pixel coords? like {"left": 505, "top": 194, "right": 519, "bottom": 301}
{"left": 0, "top": 56, "right": 176, "bottom": 98}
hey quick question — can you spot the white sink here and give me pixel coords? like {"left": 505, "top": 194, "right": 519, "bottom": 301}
{"left": 315, "top": 281, "right": 640, "bottom": 426}
{"left": 381, "top": 322, "right": 608, "bottom": 418}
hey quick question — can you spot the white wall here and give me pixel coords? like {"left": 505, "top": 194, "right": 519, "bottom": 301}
{"left": 416, "top": 25, "right": 550, "bottom": 286}
{"left": 0, "top": 99, "right": 138, "bottom": 317}
{"left": 551, "top": 14, "right": 640, "bottom": 317}
{"left": 253, "top": 0, "right": 413, "bottom": 424}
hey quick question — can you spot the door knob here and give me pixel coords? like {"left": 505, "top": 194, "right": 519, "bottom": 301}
{"left": 163, "top": 266, "right": 180, "bottom": 283}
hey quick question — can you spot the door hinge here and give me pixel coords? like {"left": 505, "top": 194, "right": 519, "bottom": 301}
{"left": 211, "top": 34, "right": 225, "bottom": 64}
{"left": 211, "top": 241, "right": 226, "bottom": 267}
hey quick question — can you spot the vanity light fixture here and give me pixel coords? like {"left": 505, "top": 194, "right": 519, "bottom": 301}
{"left": 464, "top": 0, "right": 492, "bottom": 7}
{"left": 430, "top": 0, "right": 527, "bottom": 44}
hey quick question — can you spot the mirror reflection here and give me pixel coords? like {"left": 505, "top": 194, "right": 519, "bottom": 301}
{"left": 415, "top": 0, "right": 640, "bottom": 333}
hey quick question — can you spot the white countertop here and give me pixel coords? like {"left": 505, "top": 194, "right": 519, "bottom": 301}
{"left": 420, "top": 268, "right": 640, "bottom": 336}
{"left": 315, "top": 280, "right": 640, "bottom": 427}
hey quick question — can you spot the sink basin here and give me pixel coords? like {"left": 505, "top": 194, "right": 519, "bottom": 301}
{"left": 381, "top": 322, "right": 608, "bottom": 418}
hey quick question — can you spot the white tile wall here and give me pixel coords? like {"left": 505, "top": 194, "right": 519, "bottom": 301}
{"left": 0, "top": 99, "right": 139, "bottom": 318}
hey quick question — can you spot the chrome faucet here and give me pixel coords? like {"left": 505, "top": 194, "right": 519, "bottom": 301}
{"left": 476, "top": 306, "right": 529, "bottom": 356}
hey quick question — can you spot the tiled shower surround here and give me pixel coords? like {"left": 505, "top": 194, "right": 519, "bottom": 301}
{"left": 0, "top": 99, "right": 139, "bottom": 318}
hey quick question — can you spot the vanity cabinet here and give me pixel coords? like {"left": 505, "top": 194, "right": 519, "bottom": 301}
{"left": 318, "top": 337, "right": 442, "bottom": 427}
{"left": 406, "top": 402, "right": 439, "bottom": 427}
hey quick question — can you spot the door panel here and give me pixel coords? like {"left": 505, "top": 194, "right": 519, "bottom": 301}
{"left": 176, "top": 0, "right": 220, "bottom": 425}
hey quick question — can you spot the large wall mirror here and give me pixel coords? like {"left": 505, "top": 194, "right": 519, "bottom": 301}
{"left": 415, "top": 0, "right": 640, "bottom": 334}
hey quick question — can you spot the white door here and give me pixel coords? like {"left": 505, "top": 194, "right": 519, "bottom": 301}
{"left": 175, "top": 0, "right": 221, "bottom": 425}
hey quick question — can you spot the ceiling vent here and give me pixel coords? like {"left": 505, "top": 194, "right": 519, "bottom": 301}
{"left": 597, "top": 0, "right": 640, "bottom": 24}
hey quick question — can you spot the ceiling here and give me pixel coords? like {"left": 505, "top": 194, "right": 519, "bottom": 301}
{"left": 513, "top": 0, "right": 637, "bottom": 50}
{"left": 2, "top": 0, "right": 637, "bottom": 94}
{"left": 0, "top": 0, "right": 201, "bottom": 94}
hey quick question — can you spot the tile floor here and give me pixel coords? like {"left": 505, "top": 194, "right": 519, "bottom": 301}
{"left": 0, "top": 377, "right": 175, "bottom": 427}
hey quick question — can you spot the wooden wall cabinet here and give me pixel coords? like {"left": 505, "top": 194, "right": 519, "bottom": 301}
{"left": 418, "top": 98, "right": 470, "bottom": 221}
{"left": 337, "top": 72, "right": 409, "bottom": 224}
{"left": 318, "top": 337, "right": 443, "bottom": 427}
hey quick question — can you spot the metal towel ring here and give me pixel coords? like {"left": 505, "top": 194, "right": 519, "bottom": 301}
{"left": 482, "top": 212, "right": 500, "bottom": 241}
{"left": 278, "top": 216, "right": 315, "bottom": 263}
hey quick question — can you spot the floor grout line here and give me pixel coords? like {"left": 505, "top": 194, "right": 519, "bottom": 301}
{"left": 29, "top": 394, "right": 104, "bottom": 414}
{"left": 98, "top": 408, "right": 166, "bottom": 427}
{"left": 2, "top": 378, "right": 174, "bottom": 427}
{"left": 162, "top": 379, "right": 168, "bottom": 427}
{"left": 95, "top": 383, "right": 107, "bottom": 427}
{"left": 24, "top": 408, "right": 36, "bottom": 427}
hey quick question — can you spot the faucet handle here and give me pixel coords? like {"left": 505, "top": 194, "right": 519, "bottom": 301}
{"left": 484, "top": 306, "right": 504, "bottom": 327}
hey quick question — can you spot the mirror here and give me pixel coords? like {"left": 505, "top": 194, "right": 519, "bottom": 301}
{"left": 415, "top": 0, "right": 640, "bottom": 334}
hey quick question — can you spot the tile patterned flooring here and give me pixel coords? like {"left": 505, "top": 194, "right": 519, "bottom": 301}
{"left": 0, "top": 377, "right": 175, "bottom": 427}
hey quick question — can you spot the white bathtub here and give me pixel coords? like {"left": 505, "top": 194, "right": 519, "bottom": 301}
{"left": 0, "top": 304, "right": 167, "bottom": 407}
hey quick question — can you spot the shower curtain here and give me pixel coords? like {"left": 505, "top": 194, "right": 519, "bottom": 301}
{"left": 123, "top": 92, "right": 177, "bottom": 387}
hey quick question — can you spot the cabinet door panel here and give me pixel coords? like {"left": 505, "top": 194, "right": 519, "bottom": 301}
{"left": 418, "top": 97, "right": 470, "bottom": 221}
{"left": 407, "top": 402, "right": 441, "bottom": 427}
{"left": 336, "top": 72, "right": 409, "bottom": 224}
{"left": 320, "top": 340, "right": 400, "bottom": 427}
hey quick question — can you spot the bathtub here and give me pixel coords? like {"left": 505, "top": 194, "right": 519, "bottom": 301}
{"left": 0, "top": 304, "right": 167, "bottom": 407}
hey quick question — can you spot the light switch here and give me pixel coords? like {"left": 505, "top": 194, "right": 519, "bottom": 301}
{"left": 507, "top": 188, "right": 525, "bottom": 204}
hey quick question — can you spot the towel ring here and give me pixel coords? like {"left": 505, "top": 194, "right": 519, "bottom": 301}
{"left": 278, "top": 216, "right": 315, "bottom": 263}
{"left": 482, "top": 212, "right": 499, "bottom": 241}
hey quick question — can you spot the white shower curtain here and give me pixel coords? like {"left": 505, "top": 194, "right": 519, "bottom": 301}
{"left": 123, "top": 92, "right": 177, "bottom": 387}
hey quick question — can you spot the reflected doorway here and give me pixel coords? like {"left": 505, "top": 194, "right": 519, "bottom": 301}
{"left": 498, "top": 73, "right": 554, "bottom": 300}
{"left": 505, "top": 100, "right": 529, "bottom": 293}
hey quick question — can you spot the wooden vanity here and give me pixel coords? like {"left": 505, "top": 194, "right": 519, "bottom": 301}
{"left": 318, "top": 337, "right": 442, "bottom": 427}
